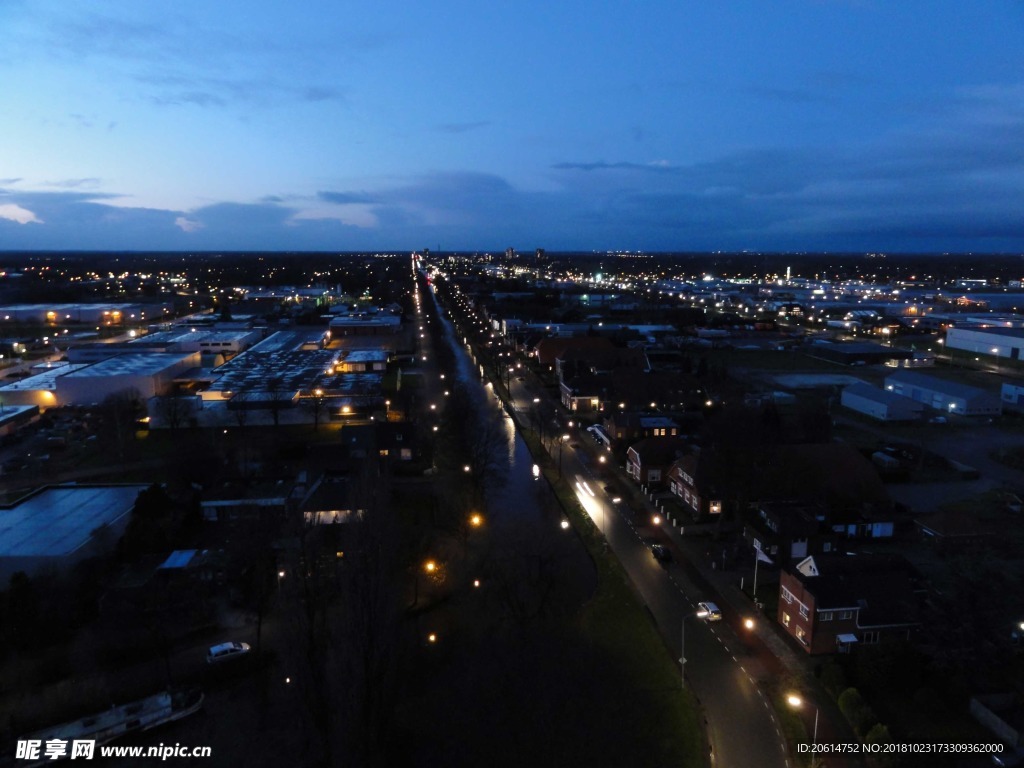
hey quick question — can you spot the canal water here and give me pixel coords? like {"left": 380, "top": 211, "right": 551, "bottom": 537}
{"left": 426, "top": 283, "right": 596, "bottom": 599}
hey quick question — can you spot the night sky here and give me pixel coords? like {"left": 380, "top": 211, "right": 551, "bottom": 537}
{"left": 2, "top": 1, "right": 1024, "bottom": 252}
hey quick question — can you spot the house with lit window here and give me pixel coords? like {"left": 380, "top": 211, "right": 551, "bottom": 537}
{"left": 667, "top": 451, "right": 726, "bottom": 521}
{"left": 778, "top": 554, "right": 921, "bottom": 655}
{"left": 625, "top": 437, "right": 688, "bottom": 487}
{"left": 603, "top": 412, "right": 682, "bottom": 443}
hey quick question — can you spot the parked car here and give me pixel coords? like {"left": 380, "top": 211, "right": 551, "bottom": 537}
{"left": 206, "top": 642, "right": 251, "bottom": 664}
{"left": 697, "top": 601, "right": 722, "bottom": 621}
{"left": 651, "top": 544, "right": 672, "bottom": 563}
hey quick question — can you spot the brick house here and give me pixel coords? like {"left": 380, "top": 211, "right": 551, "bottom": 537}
{"left": 778, "top": 554, "right": 921, "bottom": 654}
{"left": 743, "top": 501, "right": 838, "bottom": 563}
{"left": 626, "top": 437, "right": 689, "bottom": 487}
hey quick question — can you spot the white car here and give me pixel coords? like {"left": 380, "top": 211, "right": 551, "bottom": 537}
{"left": 697, "top": 602, "right": 722, "bottom": 621}
{"left": 206, "top": 641, "right": 251, "bottom": 664}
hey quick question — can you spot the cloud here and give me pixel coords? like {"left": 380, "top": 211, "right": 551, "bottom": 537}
{"left": 318, "top": 190, "right": 378, "bottom": 205}
{"left": 0, "top": 178, "right": 22, "bottom": 186}
{"left": 5, "top": 78, "right": 1024, "bottom": 253}
{"left": 551, "top": 161, "right": 665, "bottom": 172}
{"left": 436, "top": 121, "right": 492, "bottom": 134}
{"left": 0, "top": 204, "right": 42, "bottom": 225}
{"left": 137, "top": 74, "right": 345, "bottom": 109}
{"left": 150, "top": 91, "right": 227, "bottom": 108}
{"left": 174, "top": 216, "right": 203, "bottom": 233}
{"left": 43, "top": 178, "right": 101, "bottom": 189}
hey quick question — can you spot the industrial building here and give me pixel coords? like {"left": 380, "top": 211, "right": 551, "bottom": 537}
{"left": 0, "top": 363, "right": 88, "bottom": 409}
{"left": 805, "top": 340, "right": 912, "bottom": 367}
{"left": 841, "top": 382, "right": 924, "bottom": 422}
{"left": 0, "top": 484, "right": 148, "bottom": 580}
{"left": 1001, "top": 383, "right": 1024, "bottom": 409}
{"left": 54, "top": 352, "right": 200, "bottom": 404}
{"left": 945, "top": 326, "right": 1024, "bottom": 363}
{"left": 0, "top": 302, "right": 171, "bottom": 325}
{"left": 884, "top": 371, "right": 1002, "bottom": 416}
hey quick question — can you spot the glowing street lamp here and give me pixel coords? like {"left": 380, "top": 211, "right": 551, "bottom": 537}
{"left": 788, "top": 694, "right": 820, "bottom": 753}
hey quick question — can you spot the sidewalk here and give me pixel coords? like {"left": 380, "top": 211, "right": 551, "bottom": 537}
{"left": 646, "top": 496, "right": 865, "bottom": 766}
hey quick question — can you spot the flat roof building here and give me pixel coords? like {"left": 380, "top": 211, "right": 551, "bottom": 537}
{"left": 946, "top": 326, "right": 1024, "bottom": 363}
{"left": 885, "top": 370, "right": 1002, "bottom": 417}
{"left": 0, "top": 484, "right": 147, "bottom": 579}
{"left": 841, "top": 382, "right": 924, "bottom": 422}
{"left": 0, "top": 363, "right": 87, "bottom": 409}
{"left": 56, "top": 353, "right": 200, "bottom": 404}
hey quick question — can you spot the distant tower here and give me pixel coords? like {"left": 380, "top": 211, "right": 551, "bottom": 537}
{"left": 786, "top": 266, "right": 792, "bottom": 284}
{"left": 535, "top": 248, "right": 546, "bottom": 264}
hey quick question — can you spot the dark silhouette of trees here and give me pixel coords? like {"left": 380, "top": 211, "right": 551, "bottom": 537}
{"left": 265, "top": 377, "right": 289, "bottom": 428}
{"left": 98, "top": 387, "right": 142, "bottom": 461}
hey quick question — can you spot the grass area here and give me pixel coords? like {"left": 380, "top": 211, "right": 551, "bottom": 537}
{"left": 549, "top": 463, "right": 704, "bottom": 767}
{"left": 767, "top": 683, "right": 812, "bottom": 768}
{"left": 723, "top": 348, "right": 853, "bottom": 373}
{"left": 505, "top": 409, "right": 703, "bottom": 764}
{"left": 515, "top": 432, "right": 699, "bottom": 761}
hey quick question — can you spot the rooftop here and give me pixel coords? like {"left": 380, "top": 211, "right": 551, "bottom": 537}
{"left": 0, "top": 485, "right": 146, "bottom": 558}
{"left": 63, "top": 353, "right": 195, "bottom": 378}
{"left": 0, "top": 364, "right": 88, "bottom": 392}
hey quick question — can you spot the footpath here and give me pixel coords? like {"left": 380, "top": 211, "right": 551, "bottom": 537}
{"left": 633, "top": 483, "right": 865, "bottom": 765}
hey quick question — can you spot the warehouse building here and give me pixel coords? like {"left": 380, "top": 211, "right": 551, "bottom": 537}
{"left": 0, "top": 363, "right": 88, "bottom": 409}
{"left": 0, "top": 484, "right": 147, "bottom": 580}
{"left": 884, "top": 371, "right": 1001, "bottom": 416}
{"left": 56, "top": 352, "right": 200, "bottom": 404}
{"left": 945, "top": 326, "right": 1024, "bottom": 367}
{"left": 841, "top": 382, "right": 924, "bottom": 422}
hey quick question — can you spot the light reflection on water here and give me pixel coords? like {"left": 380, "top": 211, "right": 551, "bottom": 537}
{"left": 428, "top": 284, "right": 547, "bottom": 528}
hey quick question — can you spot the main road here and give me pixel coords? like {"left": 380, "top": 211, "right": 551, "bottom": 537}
{"left": 514, "top": 378, "right": 791, "bottom": 768}
{"left": 429, "top": 274, "right": 791, "bottom": 768}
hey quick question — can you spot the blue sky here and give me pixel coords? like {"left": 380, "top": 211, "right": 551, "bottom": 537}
{"left": 2, "top": 1, "right": 1024, "bottom": 252}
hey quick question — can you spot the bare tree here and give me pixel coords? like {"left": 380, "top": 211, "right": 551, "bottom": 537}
{"left": 304, "top": 389, "right": 328, "bottom": 432}
{"left": 265, "top": 377, "right": 290, "bottom": 428}
{"left": 98, "top": 387, "right": 142, "bottom": 461}
{"left": 230, "top": 388, "right": 251, "bottom": 430}
{"left": 156, "top": 394, "right": 191, "bottom": 431}
{"left": 282, "top": 458, "right": 401, "bottom": 767}
{"left": 434, "top": 384, "right": 510, "bottom": 521}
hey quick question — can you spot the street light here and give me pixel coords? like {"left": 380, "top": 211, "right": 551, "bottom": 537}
{"left": 788, "top": 694, "right": 819, "bottom": 752}
{"left": 681, "top": 609, "right": 709, "bottom": 689}
{"left": 557, "top": 433, "right": 570, "bottom": 478}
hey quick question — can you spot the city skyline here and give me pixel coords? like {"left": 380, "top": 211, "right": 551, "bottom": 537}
{"left": 3, "top": 1, "right": 1024, "bottom": 252}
